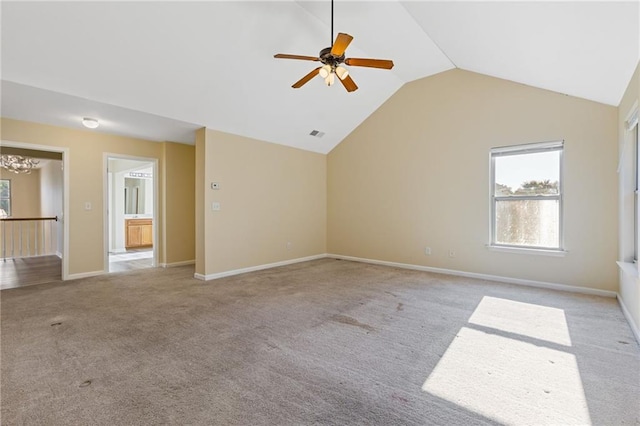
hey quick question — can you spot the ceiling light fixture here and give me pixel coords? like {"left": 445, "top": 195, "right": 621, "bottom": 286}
{"left": 325, "top": 72, "right": 335, "bottom": 86}
{"left": 319, "top": 64, "right": 332, "bottom": 78}
{"left": 82, "top": 117, "right": 99, "bottom": 129}
{"left": 0, "top": 154, "right": 40, "bottom": 174}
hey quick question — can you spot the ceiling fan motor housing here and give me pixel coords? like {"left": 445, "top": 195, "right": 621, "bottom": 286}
{"left": 319, "top": 47, "right": 345, "bottom": 67}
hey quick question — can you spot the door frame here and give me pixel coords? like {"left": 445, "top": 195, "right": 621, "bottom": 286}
{"left": 103, "top": 153, "right": 159, "bottom": 272}
{"left": 1, "top": 140, "right": 70, "bottom": 280}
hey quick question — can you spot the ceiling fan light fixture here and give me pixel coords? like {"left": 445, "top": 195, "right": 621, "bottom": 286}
{"left": 335, "top": 66, "right": 349, "bottom": 80}
{"left": 319, "top": 64, "right": 332, "bottom": 78}
{"left": 325, "top": 72, "right": 335, "bottom": 86}
{"left": 273, "top": 0, "right": 393, "bottom": 92}
{"left": 82, "top": 117, "right": 99, "bottom": 129}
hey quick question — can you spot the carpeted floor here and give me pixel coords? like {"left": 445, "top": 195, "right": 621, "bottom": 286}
{"left": 1, "top": 258, "right": 639, "bottom": 425}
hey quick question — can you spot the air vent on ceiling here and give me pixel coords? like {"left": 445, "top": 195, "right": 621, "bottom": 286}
{"left": 309, "top": 130, "right": 325, "bottom": 138}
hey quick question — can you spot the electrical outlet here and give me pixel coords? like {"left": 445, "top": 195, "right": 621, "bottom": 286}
{"left": 448, "top": 249, "right": 456, "bottom": 258}
{"left": 211, "top": 202, "right": 221, "bottom": 211}
{"left": 425, "top": 247, "right": 431, "bottom": 255}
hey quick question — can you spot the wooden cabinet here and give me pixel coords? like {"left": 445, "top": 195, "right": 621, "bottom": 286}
{"left": 125, "top": 218, "right": 153, "bottom": 248}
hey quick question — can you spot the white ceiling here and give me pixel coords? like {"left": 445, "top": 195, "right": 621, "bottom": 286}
{"left": 1, "top": 1, "right": 638, "bottom": 154}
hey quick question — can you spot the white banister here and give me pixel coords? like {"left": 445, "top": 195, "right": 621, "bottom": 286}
{"left": 0, "top": 217, "right": 58, "bottom": 261}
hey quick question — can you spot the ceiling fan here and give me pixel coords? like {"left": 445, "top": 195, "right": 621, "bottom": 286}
{"left": 273, "top": 0, "right": 394, "bottom": 93}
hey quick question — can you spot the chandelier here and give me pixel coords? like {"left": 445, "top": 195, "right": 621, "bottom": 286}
{"left": 0, "top": 154, "right": 40, "bottom": 174}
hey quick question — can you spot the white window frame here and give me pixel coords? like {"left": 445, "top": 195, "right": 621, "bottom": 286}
{"left": 617, "top": 103, "right": 639, "bottom": 274}
{"left": 630, "top": 112, "right": 639, "bottom": 262}
{"left": 489, "top": 140, "right": 564, "bottom": 252}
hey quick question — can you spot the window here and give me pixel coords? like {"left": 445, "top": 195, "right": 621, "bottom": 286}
{"left": 490, "top": 141, "right": 563, "bottom": 251}
{"left": 0, "top": 179, "right": 10, "bottom": 217}
{"left": 633, "top": 122, "right": 639, "bottom": 262}
{"left": 622, "top": 104, "right": 639, "bottom": 265}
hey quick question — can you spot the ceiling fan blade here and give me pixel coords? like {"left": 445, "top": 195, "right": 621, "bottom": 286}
{"left": 274, "top": 54, "right": 320, "bottom": 61}
{"left": 331, "top": 33, "right": 353, "bottom": 56}
{"left": 292, "top": 67, "right": 321, "bottom": 88}
{"left": 339, "top": 74, "right": 358, "bottom": 92}
{"left": 345, "top": 58, "right": 394, "bottom": 70}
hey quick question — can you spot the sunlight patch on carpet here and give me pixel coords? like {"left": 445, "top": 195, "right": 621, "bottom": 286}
{"left": 422, "top": 297, "right": 590, "bottom": 425}
{"left": 468, "top": 296, "right": 572, "bottom": 346}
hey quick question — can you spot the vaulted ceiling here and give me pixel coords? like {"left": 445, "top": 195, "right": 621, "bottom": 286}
{"left": 2, "top": 1, "right": 638, "bottom": 154}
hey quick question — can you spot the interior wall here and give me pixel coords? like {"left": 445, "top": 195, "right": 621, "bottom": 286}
{"left": 197, "top": 128, "right": 326, "bottom": 276}
{"left": 327, "top": 69, "right": 618, "bottom": 292}
{"left": 162, "top": 142, "right": 195, "bottom": 266}
{"left": 618, "top": 61, "right": 640, "bottom": 333}
{"left": 39, "top": 160, "right": 63, "bottom": 255}
{"left": 0, "top": 118, "right": 193, "bottom": 276}
{"left": 0, "top": 167, "right": 40, "bottom": 217}
{"left": 195, "top": 129, "right": 206, "bottom": 275}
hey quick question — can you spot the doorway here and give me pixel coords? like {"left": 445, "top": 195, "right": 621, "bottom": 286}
{"left": 0, "top": 141, "right": 69, "bottom": 288}
{"left": 105, "top": 155, "right": 158, "bottom": 273}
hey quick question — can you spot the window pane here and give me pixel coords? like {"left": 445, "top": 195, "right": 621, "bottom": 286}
{"left": 0, "top": 180, "right": 9, "bottom": 198}
{"left": 495, "top": 199, "right": 559, "bottom": 248}
{"left": 495, "top": 151, "right": 560, "bottom": 195}
{"left": 0, "top": 199, "right": 10, "bottom": 216}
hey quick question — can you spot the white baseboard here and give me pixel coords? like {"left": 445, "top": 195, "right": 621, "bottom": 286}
{"left": 66, "top": 270, "right": 104, "bottom": 280}
{"left": 617, "top": 294, "right": 640, "bottom": 346}
{"left": 110, "top": 248, "right": 127, "bottom": 254}
{"left": 329, "top": 254, "right": 618, "bottom": 298}
{"left": 160, "top": 259, "right": 195, "bottom": 268}
{"left": 194, "top": 254, "right": 328, "bottom": 281}
{"left": 56, "top": 251, "right": 62, "bottom": 259}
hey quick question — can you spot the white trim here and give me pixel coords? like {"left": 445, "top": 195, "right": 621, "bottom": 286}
{"left": 56, "top": 251, "right": 62, "bottom": 259}
{"left": 617, "top": 293, "right": 640, "bottom": 346}
{"left": 194, "top": 254, "right": 328, "bottom": 281}
{"left": 486, "top": 245, "right": 568, "bottom": 257}
{"left": 618, "top": 101, "right": 639, "bottom": 173}
{"left": 103, "top": 153, "right": 159, "bottom": 273}
{"left": 328, "top": 254, "right": 617, "bottom": 298}
{"left": 617, "top": 261, "right": 639, "bottom": 279}
{"left": 490, "top": 140, "right": 563, "bottom": 156}
{"left": 160, "top": 259, "right": 195, "bottom": 268}
{"left": 625, "top": 100, "right": 639, "bottom": 131}
{"left": 67, "top": 270, "right": 104, "bottom": 280}
{"left": 1, "top": 140, "right": 70, "bottom": 280}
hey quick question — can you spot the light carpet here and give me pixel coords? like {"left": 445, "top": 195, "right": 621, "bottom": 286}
{"left": 1, "top": 259, "right": 638, "bottom": 425}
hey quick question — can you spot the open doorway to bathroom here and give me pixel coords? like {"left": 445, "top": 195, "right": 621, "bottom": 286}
{"left": 106, "top": 156, "right": 157, "bottom": 273}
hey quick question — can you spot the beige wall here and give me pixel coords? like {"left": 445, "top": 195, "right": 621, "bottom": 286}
{"left": 618, "top": 61, "right": 640, "bottom": 333}
{"left": 328, "top": 69, "right": 618, "bottom": 291}
{"left": 195, "top": 128, "right": 206, "bottom": 276}
{"left": 0, "top": 167, "right": 40, "bottom": 217}
{"left": 40, "top": 160, "right": 64, "bottom": 255}
{"left": 196, "top": 128, "right": 326, "bottom": 276}
{"left": 162, "top": 142, "right": 195, "bottom": 265}
{"left": 1, "top": 118, "right": 195, "bottom": 276}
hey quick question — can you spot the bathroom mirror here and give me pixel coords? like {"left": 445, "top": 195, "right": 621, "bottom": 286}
{"left": 124, "top": 177, "right": 148, "bottom": 214}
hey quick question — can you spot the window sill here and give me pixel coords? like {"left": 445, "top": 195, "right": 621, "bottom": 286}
{"left": 486, "top": 245, "right": 568, "bottom": 257}
{"left": 617, "top": 261, "right": 639, "bottom": 279}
